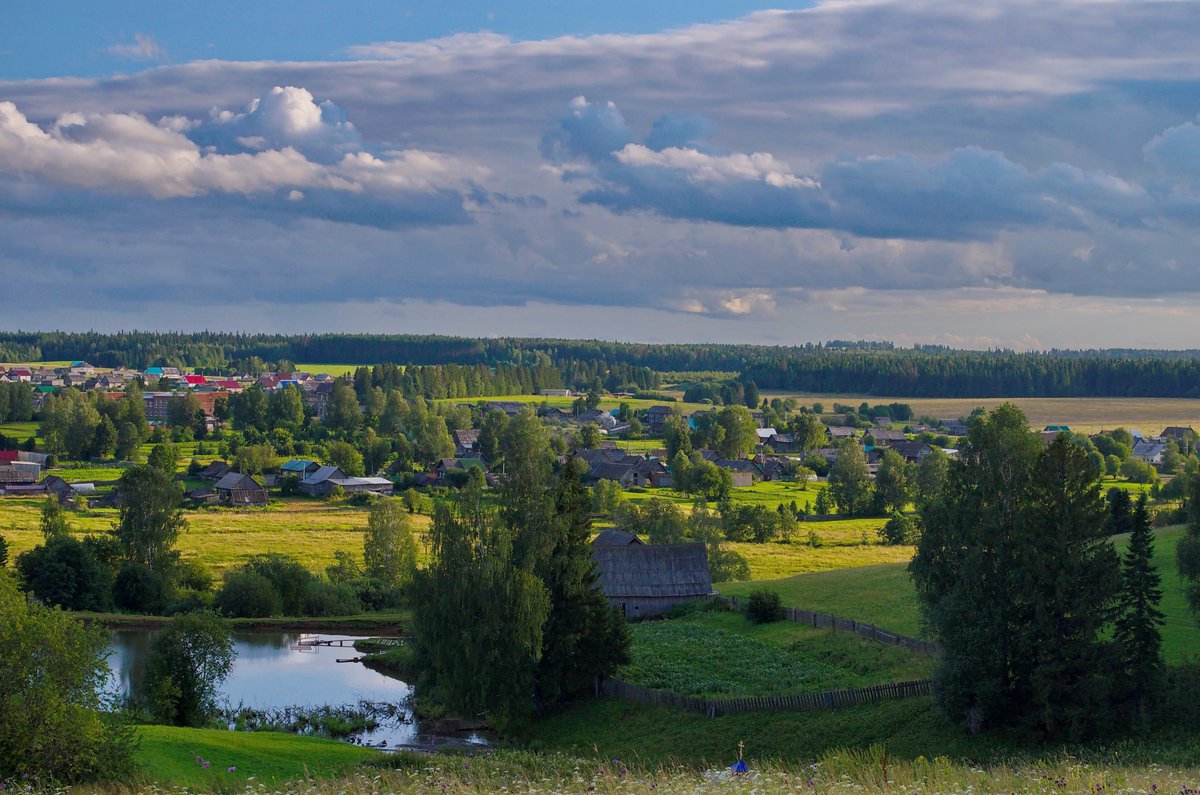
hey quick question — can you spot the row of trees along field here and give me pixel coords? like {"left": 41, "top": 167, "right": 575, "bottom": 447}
{"left": 11, "top": 330, "right": 1200, "bottom": 396}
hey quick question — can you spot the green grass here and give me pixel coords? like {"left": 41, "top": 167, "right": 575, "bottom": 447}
{"left": 0, "top": 421, "right": 38, "bottom": 443}
{"left": 135, "top": 724, "right": 379, "bottom": 787}
{"left": 624, "top": 620, "right": 867, "bottom": 697}
{"left": 621, "top": 609, "right": 931, "bottom": 697}
{"left": 96, "top": 746, "right": 1200, "bottom": 794}
{"left": 295, "top": 363, "right": 375, "bottom": 378}
{"left": 722, "top": 526, "right": 1200, "bottom": 663}
{"left": 622, "top": 480, "right": 830, "bottom": 512}
{"left": 722, "top": 562, "right": 923, "bottom": 635}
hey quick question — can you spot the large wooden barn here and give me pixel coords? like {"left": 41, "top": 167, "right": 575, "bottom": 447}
{"left": 591, "top": 540, "right": 715, "bottom": 619}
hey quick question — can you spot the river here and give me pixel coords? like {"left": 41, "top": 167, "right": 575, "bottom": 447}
{"left": 106, "top": 629, "right": 488, "bottom": 750}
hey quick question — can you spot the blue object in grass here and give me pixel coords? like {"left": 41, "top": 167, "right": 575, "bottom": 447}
{"left": 730, "top": 759, "right": 749, "bottom": 773}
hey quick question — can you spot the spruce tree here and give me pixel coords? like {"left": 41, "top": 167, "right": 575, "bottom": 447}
{"left": 1178, "top": 473, "right": 1200, "bottom": 619}
{"left": 534, "top": 456, "right": 630, "bottom": 705}
{"left": 1115, "top": 493, "right": 1165, "bottom": 712}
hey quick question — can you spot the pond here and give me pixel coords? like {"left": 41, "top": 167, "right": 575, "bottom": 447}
{"left": 106, "top": 630, "right": 489, "bottom": 750}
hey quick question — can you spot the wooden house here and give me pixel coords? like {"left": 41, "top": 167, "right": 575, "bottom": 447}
{"left": 214, "top": 472, "right": 269, "bottom": 507}
{"left": 591, "top": 542, "right": 715, "bottom": 619}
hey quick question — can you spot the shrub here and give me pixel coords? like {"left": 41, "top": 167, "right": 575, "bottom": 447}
{"left": 278, "top": 473, "right": 301, "bottom": 496}
{"left": 302, "top": 580, "right": 362, "bottom": 617}
{"left": 113, "top": 561, "right": 168, "bottom": 614}
{"left": 173, "top": 558, "right": 214, "bottom": 592}
{"left": 329, "top": 484, "right": 346, "bottom": 500}
{"left": 214, "top": 572, "right": 280, "bottom": 618}
{"left": 164, "top": 590, "right": 213, "bottom": 615}
{"left": 745, "top": 590, "right": 784, "bottom": 624}
{"left": 879, "top": 513, "right": 916, "bottom": 545}
{"left": 16, "top": 536, "right": 114, "bottom": 611}
{"left": 0, "top": 533, "right": 7, "bottom": 567}
{"left": 235, "top": 554, "right": 314, "bottom": 615}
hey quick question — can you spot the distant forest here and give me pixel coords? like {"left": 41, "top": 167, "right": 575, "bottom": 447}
{"left": 4, "top": 331, "right": 1200, "bottom": 398}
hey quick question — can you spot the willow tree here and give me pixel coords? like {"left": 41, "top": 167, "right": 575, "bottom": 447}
{"left": 411, "top": 485, "right": 549, "bottom": 731}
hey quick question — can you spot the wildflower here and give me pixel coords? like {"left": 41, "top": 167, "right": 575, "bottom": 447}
{"left": 227, "top": 766, "right": 237, "bottom": 773}
{"left": 202, "top": 761, "right": 210, "bottom": 769}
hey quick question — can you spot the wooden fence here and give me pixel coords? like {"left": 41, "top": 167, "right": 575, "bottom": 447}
{"left": 723, "top": 596, "right": 940, "bottom": 656}
{"left": 601, "top": 676, "right": 933, "bottom": 717}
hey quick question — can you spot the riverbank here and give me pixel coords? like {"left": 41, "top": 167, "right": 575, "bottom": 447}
{"left": 76, "top": 610, "right": 410, "bottom": 634}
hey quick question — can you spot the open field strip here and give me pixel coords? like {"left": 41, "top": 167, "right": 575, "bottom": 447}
{"left": 294, "top": 363, "right": 373, "bottom": 377}
{"left": 0, "top": 360, "right": 74, "bottom": 368}
{"left": 436, "top": 393, "right": 717, "bottom": 414}
{"left": 763, "top": 391, "right": 1200, "bottom": 436}
{"left": 0, "top": 421, "right": 38, "bottom": 442}
{"left": 0, "top": 496, "right": 431, "bottom": 576}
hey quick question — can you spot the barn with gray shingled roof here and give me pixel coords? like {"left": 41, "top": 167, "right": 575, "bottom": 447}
{"left": 591, "top": 542, "right": 715, "bottom": 619}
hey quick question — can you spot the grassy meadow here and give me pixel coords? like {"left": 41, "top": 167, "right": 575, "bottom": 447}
{"left": 621, "top": 608, "right": 932, "bottom": 697}
{"left": 135, "top": 724, "right": 379, "bottom": 787}
{"left": 109, "top": 744, "right": 1200, "bottom": 794}
{"left": 0, "top": 420, "right": 38, "bottom": 443}
{"left": 0, "top": 496, "right": 432, "bottom": 576}
{"left": 723, "top": 526, "right": 1200, "bottom": 663}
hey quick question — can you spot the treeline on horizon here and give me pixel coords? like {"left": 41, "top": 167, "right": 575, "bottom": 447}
{"left": 4, "top": 331, "right": 1200, "bottom": 398}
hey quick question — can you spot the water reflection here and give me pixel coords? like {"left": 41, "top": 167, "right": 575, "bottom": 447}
{"left": 107, "top": 630, "right": 483, "bottom": 749}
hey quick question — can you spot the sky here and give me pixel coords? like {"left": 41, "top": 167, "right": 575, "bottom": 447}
{"left": 5, "top": 0, "right": 1200, "bottom": 349}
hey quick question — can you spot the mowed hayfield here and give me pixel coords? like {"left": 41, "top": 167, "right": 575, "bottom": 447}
{"left": 0, "top": 496, "right": 431, "bottom": 576}
{"left": 724, "top": 525, "right": 1200, "bottom": 663}
{"left": 764, "top": 390, "right": 1200, "bottom": 436}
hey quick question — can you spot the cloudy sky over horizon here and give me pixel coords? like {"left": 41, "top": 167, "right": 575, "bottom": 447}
{"left": 7, "top": 0, "right": 1200, "bottom": 349}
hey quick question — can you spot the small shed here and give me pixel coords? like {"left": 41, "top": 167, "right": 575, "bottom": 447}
{"left": 591, "top": 542, "right": 715, "bottom": 619}
{"left": 197, "top": 460, "right": 232, "bottom": 481}
{"left": 214, "top": 472, "right": 269, "bottom": 507}
{"left": 592, "top": 528, "right": 645, "bottom": 548}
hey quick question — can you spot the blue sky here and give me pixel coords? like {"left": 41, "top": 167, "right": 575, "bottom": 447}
{"left": 1, "top": 1, "right": 811, "bottom": 79}
{"left": 5, "top": 1, "right": 1200, "bottom": 348}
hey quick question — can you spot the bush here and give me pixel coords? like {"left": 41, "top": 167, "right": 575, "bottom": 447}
{"left": 745, "top": 590, "right": 784, "bottom": 624}
{"left": 348, "top": 490, "right": 381, "bottom": 506}
{"left": 214, "top": 572, "right": 280, "bottom": 618}
{"left": 236, "top": 554, "right": 314, "bottom": 615}
{"left": 164, "top": 590, "right": 213, "bottom": 615}
{"left": 113, "top": 561, "right": 168, "bottom": 614}
{"left": 302, "top": 580, "right": 363, "bottom": 617}
{"left": 173, "top": 558, "right": 214, "bottom": 592}
{"left": 878, "top": 513, "right": 916, "bottom": 545}
{"left": 0, "top": 533, "right": 7, "bottom": 567}
{"left": 278, "top": 474, "right": 301, "bottom": 496}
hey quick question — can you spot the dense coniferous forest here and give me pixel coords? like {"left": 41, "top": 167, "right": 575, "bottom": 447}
{"left": 5, "top": 331, "right": 1200, "bottom": 397}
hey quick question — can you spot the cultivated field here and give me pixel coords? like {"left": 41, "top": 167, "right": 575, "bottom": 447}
{"left": 763, "top": 391, "right": 1200, "bottom": 436}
